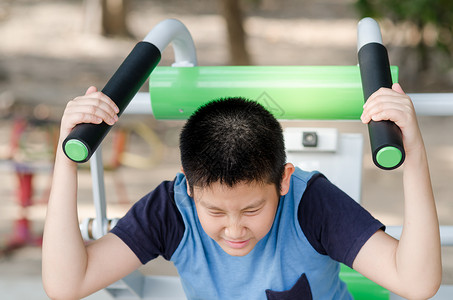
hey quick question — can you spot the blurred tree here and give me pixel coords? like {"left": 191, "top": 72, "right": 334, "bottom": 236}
{"left": 220, "top": 0, "right": 251, "bottom": 65}
{"left": 83, "top": 0, "right": 252, "bottom": 64}
{"left": 84, "top": 0, "right": 132, "bottom": 37}
{"left": 355, "top": 0, "right": 453, "bottom": 71}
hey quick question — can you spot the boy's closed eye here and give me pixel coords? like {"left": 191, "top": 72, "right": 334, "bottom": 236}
{"left": 208, "top": 210, "right": 226, "bottom": 217}
{"left": 242, "top": 208, "right": 263, "bottom": 216}
{"left": 205, "top": 205, "right": 264, "bottom": 217}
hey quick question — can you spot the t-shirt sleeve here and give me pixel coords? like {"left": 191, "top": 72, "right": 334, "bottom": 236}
{"left": 109, "top": 179, "right": 185, "bottom": 264}
{"left": 298, "top": 173, "right": 385, "bottom": 268}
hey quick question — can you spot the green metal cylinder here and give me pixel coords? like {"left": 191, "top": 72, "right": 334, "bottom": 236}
{"left": 149, "top": 66, "right": 398, "bottom": 120}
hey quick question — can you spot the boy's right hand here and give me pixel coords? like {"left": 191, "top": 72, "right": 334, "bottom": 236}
{"left": 59, "top": 86, "right": 119, "bottom": 142}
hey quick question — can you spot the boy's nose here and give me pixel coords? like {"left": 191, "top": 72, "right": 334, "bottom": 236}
{"left": 224, "top": 221, "right": 246, "bottom": 240}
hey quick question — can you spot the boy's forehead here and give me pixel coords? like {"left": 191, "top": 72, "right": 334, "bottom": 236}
{"left": 192, "top": 180, "right": 272, "bottom": 195}
{"left": 191, "top": 180, "right": 278, "bottom": 205}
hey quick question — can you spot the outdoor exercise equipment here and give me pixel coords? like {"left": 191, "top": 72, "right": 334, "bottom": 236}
{"left": 61, "top": 22, "right": 404, "bottom": 169}
{"left": 357, "top": 17, "right": 405, "bottom": 170}
{"left": 147, "top": 65, "right": 397, "bottom": 120}
{"left": 62, "top": 19, "right": 197, "bottom": 163}
{"left": 77, "top": 17, "right": 453, "bottom": 299}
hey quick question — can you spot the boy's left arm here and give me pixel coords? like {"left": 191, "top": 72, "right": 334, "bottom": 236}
{"left": 353, "top": 83, "right": 442, "bottom": 299}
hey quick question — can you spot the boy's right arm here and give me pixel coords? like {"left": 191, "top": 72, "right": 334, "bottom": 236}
{"left": 42, "top": 87, "right": 142, "bottom": 300}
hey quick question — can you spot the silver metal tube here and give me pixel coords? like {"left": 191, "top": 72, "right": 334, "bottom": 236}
{"left": 90, "top": 146, "right": 107, "bottom": 239}
{"left": 144, "top": 19, "right": 197, "bottom": 67}
{"left": 357, "top": 17, "right": 383, "bottom": 51}
{"left": 123, "top": 92, "right": 153, "bottom": 115}
{"left": 409, "top": 93, "right": 453, "bottom": 116}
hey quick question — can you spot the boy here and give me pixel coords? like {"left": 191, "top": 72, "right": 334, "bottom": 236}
{"left": 42, "top": 84, "right": 441, "bottom": 299}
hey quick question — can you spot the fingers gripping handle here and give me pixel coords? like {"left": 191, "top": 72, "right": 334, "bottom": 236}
{"left": 63, "top": 42, "right": 161, "bottom": 163}
{"left": 358, "top": 18, "right": 405, "bottom": 170}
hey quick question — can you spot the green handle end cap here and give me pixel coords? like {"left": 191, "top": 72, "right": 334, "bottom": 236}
{"left": 376, "top": 146, "right": 402, "bottom": 169}
{"left": 64, "top": 139, "right": 88, "bottom": 162}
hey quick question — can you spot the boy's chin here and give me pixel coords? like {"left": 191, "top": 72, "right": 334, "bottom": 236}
{"left": 222, "top": 247, "right": 253, "bottom": 257}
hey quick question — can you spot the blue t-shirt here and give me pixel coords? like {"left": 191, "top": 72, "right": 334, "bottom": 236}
{"left": 111, "top": 170, "right": 383, "bottom": 299}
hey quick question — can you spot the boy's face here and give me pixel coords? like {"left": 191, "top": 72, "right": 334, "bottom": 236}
{"left": 189, "top": 164, "right": 294, "bottom": 257}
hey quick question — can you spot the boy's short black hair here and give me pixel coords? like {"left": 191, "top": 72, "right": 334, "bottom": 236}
{"left": 179, "top": 97, "right": 286, "bottom": 193}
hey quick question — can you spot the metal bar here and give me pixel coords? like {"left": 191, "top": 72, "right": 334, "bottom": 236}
{"left": 409, "top": 93, "right": 453, "bottom": 116}
{"left": 144, "top": 19, "right": 198, "bottom": 67}
{"left": 124, "top": 92, "right": 453, "bottom": 117}
{"left": 90, "top": 146, "right": 108, "bottom": 238}
{"left": 123, "top": 92, "right": 153, "bottom": 115}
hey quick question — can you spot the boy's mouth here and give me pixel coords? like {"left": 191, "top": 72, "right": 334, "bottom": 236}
{"left": 224, "top": 239, "right": 250, "bottom": 249}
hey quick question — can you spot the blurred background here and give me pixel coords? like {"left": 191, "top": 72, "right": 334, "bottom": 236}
{"left": 0, "top": 0, "right": 452, "bottom": 298}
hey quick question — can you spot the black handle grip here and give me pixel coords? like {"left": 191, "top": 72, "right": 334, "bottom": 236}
{"left": 63, "top": 41, "right": 161, "bottom": 163}
{"left": 358, "top": 42, "right": 405, "bottom": 170}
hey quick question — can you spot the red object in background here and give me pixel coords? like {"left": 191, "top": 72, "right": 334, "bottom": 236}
{"left": 8, "top": 119, "right": 27, "bottom": 159}
{"left": 16, "top": 171, "right": 33, "bottom": 207}
{"left": 0, "top": 119, "right": 46, "bottom": 255}
{"left": 2, "top": 169, "right": 43, "bottom": 253}
{"left": 6, "top": 217, "right": 42, "bottom": 251}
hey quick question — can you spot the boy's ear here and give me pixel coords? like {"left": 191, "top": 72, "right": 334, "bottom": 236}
{"left": 181, "top": 168, "right": 192, "bottom": 197}
{"left": 186, "top": 181, "right": 192, "bottom": 197}
{"left": 280, "top": 163, "right": 295, "bottom": 196}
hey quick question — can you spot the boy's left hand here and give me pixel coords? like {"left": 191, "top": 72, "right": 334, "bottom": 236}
{"left": 360, "top": 83, "right": 423, "bottom": 154}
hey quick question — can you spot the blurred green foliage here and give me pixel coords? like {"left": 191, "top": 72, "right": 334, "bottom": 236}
{"left": 355, "top": 0, "right": 453, "bottom": 69}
